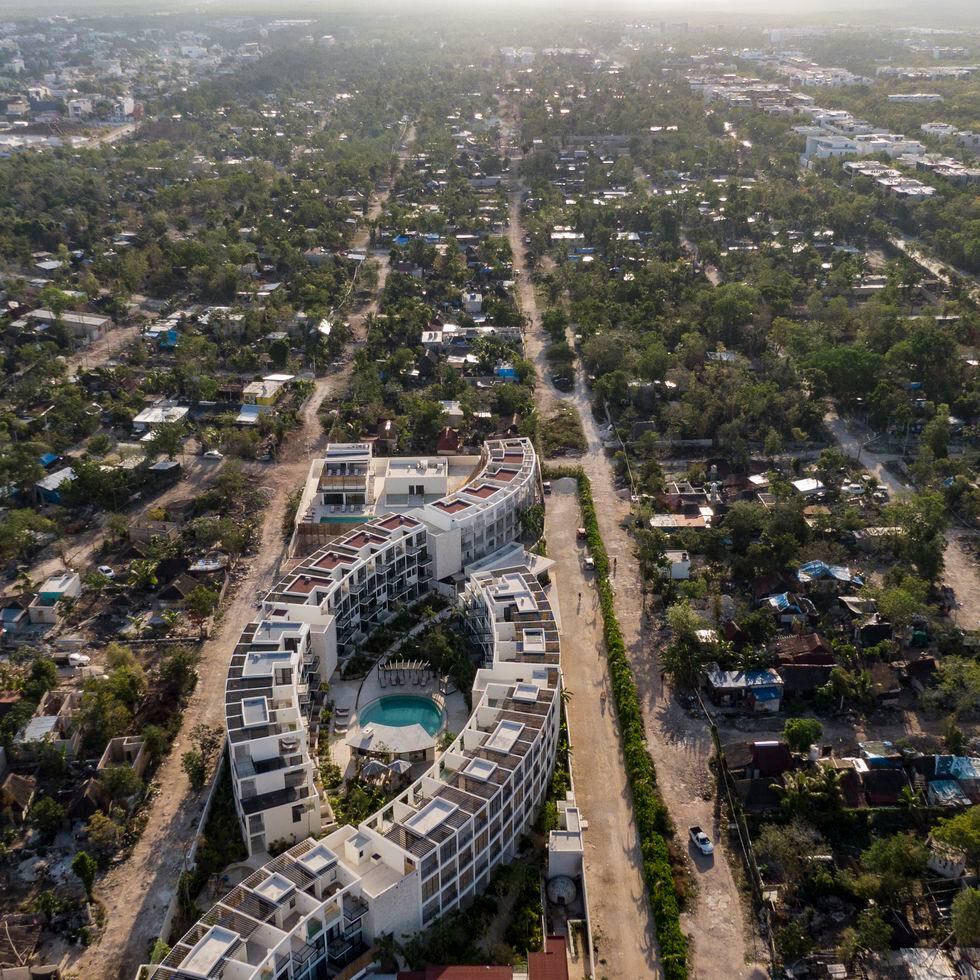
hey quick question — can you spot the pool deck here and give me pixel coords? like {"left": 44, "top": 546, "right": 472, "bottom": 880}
{"left": 327, "top": 668, "right": 469, "bottom": 774}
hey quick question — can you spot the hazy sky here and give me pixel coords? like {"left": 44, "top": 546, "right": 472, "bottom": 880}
{"left": 0, "top": 0, "right": 976, "bottom": 25}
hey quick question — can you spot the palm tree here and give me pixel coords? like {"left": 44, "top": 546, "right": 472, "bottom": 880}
{"left": 129, "top": 559, "right": 159, "bottom": 591}
{"left": 83, "top": 570, "right": 112, "bottom": 610}
{"left": 774, "top": 768, "right": 843, "bottom": 817}
{"left": 126, "top": 613, "right": 149, "bottom": 640}
{"left": 899, "top": 785, "right": 926, "bottom": 828}
{"left": 161, "top": 609, "right": 182, "bottom": 634}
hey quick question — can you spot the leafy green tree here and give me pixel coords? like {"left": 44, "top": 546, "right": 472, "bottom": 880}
{"left": 99, "top": 765, "right": 143, "bottom": 806}
{"left": 72, "top": 850, "right": 98, "bottom": 902}
{"left": 159, "top": 646, "right": 200, "bottom": 699}
{"left": 33, "top": 890, "right": 61, "bottom": 923}
{"left": 872, "top": 574, "right": 929, "bottom": 629}
{"left": 0, "top": 509, "right": 57, "bottom": 561}
{"left": 953, "top": 887, "right": 980, "bottom": 945}
{"left": 29, "top": 797, "right": 65, "bottom": 842}
{"left": 24, "top": 657, "right": 58, "bottom": 700}
{"left": 85, "top": 811, "right": 123, "bottom": 863}
{"left": 837, "top": 908, "right": 892, "bottom": 965}
{"left": 860, "top": 833, "right": 927, "bottom": 900}
{"left": 662, "top": 600, "right": 713, "bottom": 688}
{"left": 934, "top": 807, "right": 980, "bottom": 871}
{"left": 922, "top": 656, "right": 980, "bottom": 719}
{"left": 775, "top": 921, "right": 814, "bottom": 966}
{"left": 782, "top": 718, "right": 822, "bottom": 753}
{"left": 185, "top": 585, "right": 219, "bottom": 637}
{"left": 755, "top": 820, "right": 824, "bottom": 889}
{"left": 150, "top": 421, "right": 185, "bottom": 461}
{"left": 181, "top": 750, "right": 206, "bottom": 791}
{"left": 885, "top": 490, "right": 948, "bottom": 582}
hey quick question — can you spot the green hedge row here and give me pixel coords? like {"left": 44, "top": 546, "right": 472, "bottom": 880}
{"left": 546, "top": 465, "right": 689, "bottom": 979}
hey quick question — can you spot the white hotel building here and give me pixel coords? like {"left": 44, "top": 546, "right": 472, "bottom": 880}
{"left": 148, "top": 439, "right": 562, "bottom": 980}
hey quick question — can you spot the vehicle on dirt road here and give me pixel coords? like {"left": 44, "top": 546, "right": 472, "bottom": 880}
{"left": 689, "top": 825, "right": 714, "bottom": 855}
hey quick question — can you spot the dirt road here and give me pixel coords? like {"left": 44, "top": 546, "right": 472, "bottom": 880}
{"left": 70, "top": 368, "right": 350, "bottom": 979}
{"left": 69, "top": 125, "right": 415, "bottom": 980}
{"left": 507, "top": 181, "right": 765, "bottom": 977}
{"left": 15, "top": 456, "right": 221, "bottom": 590}
{"left": 546, "top": 484, "right": 660, "bottom": 979}
{"left": 825, "top": 411, "right": 980, "bottom": 629}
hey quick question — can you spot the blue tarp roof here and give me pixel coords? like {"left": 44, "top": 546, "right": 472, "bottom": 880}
{"left": 935, "top": 756, "right": 980, "bottom": 780}
{"left": 39, "top": 453, "right": 59, "bottom": 467}
{"left": 767, "top": 592, "right": 802, "bottom": 613}
{"left": 706, "top": 665, "right": 782, "bottom": 689}
{"left": 928, "top": 780, "right": 971, "bottom": 806}
{"left": 797, "top": 560, "right": 863, "bottom": 586}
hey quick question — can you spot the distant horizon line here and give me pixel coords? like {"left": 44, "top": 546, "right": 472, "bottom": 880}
{"left": 0, "top": 0, "right": 977, "bottom": 33}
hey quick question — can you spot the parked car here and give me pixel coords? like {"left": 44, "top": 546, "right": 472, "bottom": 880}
{"left": 542, "top": 481, "right": 552, "bottom": 495}
{"left": 203, "top": 450, "right": 224, "bottom": 459}
{"left": 97, "top": 565, "right": 116, "bottom": 579}
{"left": 689, "top": 826, "right": 714, "bottom": 855}
{"left": 551, "top": 374, "right": 573, "bottom": 392}
{"left": 68, "top": 653, "right": 91, "bottom": 668}
{"left": 576, "top": 527, "right": 587, "bottom": 540}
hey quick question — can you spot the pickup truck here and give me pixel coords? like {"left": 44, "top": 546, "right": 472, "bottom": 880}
{"left": 689, "top": 825, "right": 714, "bottom": 856}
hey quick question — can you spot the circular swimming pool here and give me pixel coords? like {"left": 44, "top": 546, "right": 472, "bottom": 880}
{"left": 358, "top": 695, "right": 444, "bottom": 736}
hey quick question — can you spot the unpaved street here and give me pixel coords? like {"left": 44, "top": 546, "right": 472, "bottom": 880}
{"left": 546, "top": 484, "right": 660, "bottom": 979}
{"left": 826, "top": 410, "right": 980, "bottom": 628}
{"left": 70, "top": 127, "right": 415, "bottom": 980}
{"left": 506, "top": 178, "right": 765, "bottom": 976}
{"left": 71, "top": 366, "right": 351, "bottom": 980}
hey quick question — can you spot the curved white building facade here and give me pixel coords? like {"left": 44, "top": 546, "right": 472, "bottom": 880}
{"left": 150, "top": 439, "right": 562, "bottom": 980}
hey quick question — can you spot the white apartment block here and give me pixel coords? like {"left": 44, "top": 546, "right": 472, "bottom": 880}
{"left": 227, "top": 439, "right": 541, "bottom": 856}
{"left": 888, "top": 93, "right": 943, "bottom": 103}
{"left": 148, "top": 440, "right": 563, "bottom": 980}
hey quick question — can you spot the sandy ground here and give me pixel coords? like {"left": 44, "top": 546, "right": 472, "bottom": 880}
{"left": 68, "top": 361, "right": 354, "bottom": 979}
{"left": 66, "top": 324, "right": 140, "bottom": 375}
{"left": 826, "top": 410, "right": 980, "bottom": 628}
{"left": 546, "top": 484, "right": 661, "bottom": 979}
{"left": 64, "top": 127, "right": 416, "bottom": 980}
{"left": 506, "top": 180, "right": 765, "bottom": 977}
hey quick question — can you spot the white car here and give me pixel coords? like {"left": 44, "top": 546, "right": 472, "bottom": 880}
{"left": 68, "top": 653, "right": 91, "bottom": 668}
{"left": 689, "top": 826, "right": 714, "bottom": 856}
{"left": 203, "top": 450, "right": 224, "bottom": 460}
{"left": 97, "top": 565, "right": 116, "bottom": 579}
